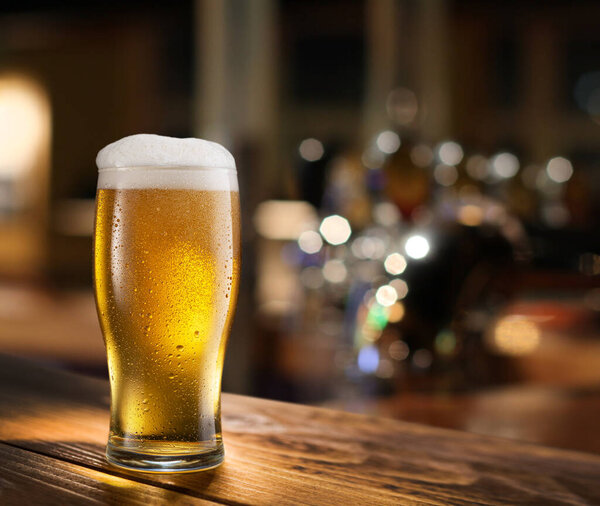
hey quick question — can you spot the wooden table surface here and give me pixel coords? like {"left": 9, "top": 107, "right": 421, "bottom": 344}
{"left": 1, "top": 355, "right": 599, "bottom": 505}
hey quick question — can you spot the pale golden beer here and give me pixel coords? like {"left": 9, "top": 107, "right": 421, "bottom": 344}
{"left": 93, "top": 135, "right": 239, "bottom": 472}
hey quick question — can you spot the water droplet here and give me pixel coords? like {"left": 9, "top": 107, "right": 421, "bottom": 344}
{"left": 142, "top": 398, "right": 148, "bottom": 404}
{"left": 168, "top": 374, "right": 175, "bottom": 380}
{"left": 176, "top": 345, "right": 184, "bottom": 351}
{"left": 194, "top": 331, "right": 200, "bottom": 337}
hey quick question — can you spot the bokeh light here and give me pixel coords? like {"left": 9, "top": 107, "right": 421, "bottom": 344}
{"left": 362, "top": 146, "right": 385, "bottom": 169}
{"left": 546, "top": 156, "right": 573, "bottom": 183}
{"left": 323, "top": 259, "right": 348, "bottom": 283}
{"left": 412, "top": 349, "right": 433, "bottom": 368}
{"left": 299, "top": 138, "right": 324, "bottom": 162}
{"left": 389, "top": 278, "right": 408, "bottom": 299}
{"left": 358, "top": 345, "right": 379, "bottom": 374}
{"left": 410, "top": 144, "right": 434, "bottom": 167}
{"left": 491, "top": 152, "right": 519, "bottom": 179}
{"left": 490, "top": 317, "right": 541, "bottom": 356}
{"left": 300, "top": 266, "right": 324, "bottom": 290}
{"left": 435, "top": 330, "right": 457, "bottom": 356}
{"left": 376, "top": 130, "right": 401, "bottom": 154}
{"left": 458, "top": 205, "right": 484, "bottom": 226}
{"left": 373, "top": 202, "right": 400, "bottom": 227}
{"left": 351, "top": 236, "right": 386, "bottom": 259}
{"left": 254, "top": 200, "right": 318, "bottom": 240}
{"left": 389, "top": 340, "right": 409, "bottom": 361}
{"left": 404, "top": 234, "right": 430, "bottom": 259}
{"left": 319, "top": 215, "right": 352, "bottom": 245}
{"left": 298, "top": 230, "right": 323, "bottom": 254}
{"left": 386, "top": 87, "right": 418, "bottom": 125}
{"left": 384, "top": 252, "right": 407, "bottom": 275}
{"left": 465, "top": 155, "right": 489, "bottom": 180}
{"left": 436, "top": 141, "right": 464, "bottom": 166}
{"left": 375, "top": 285, "right": 398, "bottom": 307}
{"left": 0, "top": 75, "right": 49, "bottom": 177}
{"left": 434, "top": 164, "right": 458, "bottom": 186}
{"left": 388, "top": 302, "right": 405, "bottom": 323}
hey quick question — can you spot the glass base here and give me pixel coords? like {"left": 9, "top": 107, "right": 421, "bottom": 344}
{"left": 106, "top": 441, "right": 224, "bottom": 473}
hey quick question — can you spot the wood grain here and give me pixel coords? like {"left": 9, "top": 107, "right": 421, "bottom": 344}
{"left": 326, "top": 385, "right": 600, "bottom": 456}
{"left": 1, "top": 354, "right": 600, "bottom": 505}
{"left": 0, "top": 442, "right": 214, "bottom": 505}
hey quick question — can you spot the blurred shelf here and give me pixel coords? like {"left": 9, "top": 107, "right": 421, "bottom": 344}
{"left": 0, "top": 282, "right": 105, "bottom": 373}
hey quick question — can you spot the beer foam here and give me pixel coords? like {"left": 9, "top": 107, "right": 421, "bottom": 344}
{"left": 97, "top": 134, "right": 235, "bottom": 171}
{"left": 96, "top": 134, "right": 237, "bottom": 191}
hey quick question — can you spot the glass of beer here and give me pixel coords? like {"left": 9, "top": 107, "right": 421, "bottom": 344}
{"left": 93, "top": 134, "right": 240, "bottom": 472}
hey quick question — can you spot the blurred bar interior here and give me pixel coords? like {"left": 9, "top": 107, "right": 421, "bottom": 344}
{"left": 2, "top": 0, "right": 600, "bottom": 454}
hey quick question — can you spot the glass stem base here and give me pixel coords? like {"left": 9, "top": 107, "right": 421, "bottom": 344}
{"left": 106, "top": 441, "right": 224, "bottom": 473}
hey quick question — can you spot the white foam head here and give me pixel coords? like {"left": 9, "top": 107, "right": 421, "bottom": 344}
{"left": 96, "top": 134, "right": 237, "bottom": 191}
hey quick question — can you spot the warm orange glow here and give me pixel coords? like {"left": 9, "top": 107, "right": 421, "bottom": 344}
{"left": 489, "top": 317, "right": 541, "bottom": 356}
{"left": 458, "top": 205, "right": 484, "bottom": 227}
{"left": 254, "top": 200, "right": 318, "bottom": 240}
{"left": 0, "top": 74, "right": 50, "bottom": 179}
{"left": 388, "top": 302, "right": 405, "bottom": 323}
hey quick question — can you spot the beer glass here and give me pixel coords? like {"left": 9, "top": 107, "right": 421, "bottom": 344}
{"left": 93, "top": 135, "right": 240, "bottom": 472}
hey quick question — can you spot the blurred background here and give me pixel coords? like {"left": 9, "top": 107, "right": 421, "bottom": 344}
{"left": 1, "top": 0, "right": 600, "bottom": 455}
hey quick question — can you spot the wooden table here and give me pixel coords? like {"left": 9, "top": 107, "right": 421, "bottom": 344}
{"left": 327, "top": 385, "right": 600, "bottom": 456}
{"left": 1, "top": 355, "right": 599, "bottom": 505}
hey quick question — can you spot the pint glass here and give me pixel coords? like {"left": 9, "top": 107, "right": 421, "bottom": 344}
{"left": 93, "top": 135, "right": 240, "bottom": 472}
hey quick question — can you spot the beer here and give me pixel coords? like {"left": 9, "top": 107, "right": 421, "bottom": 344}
{"left": 93, "top": 135, "right": 239, "bottom": 472}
